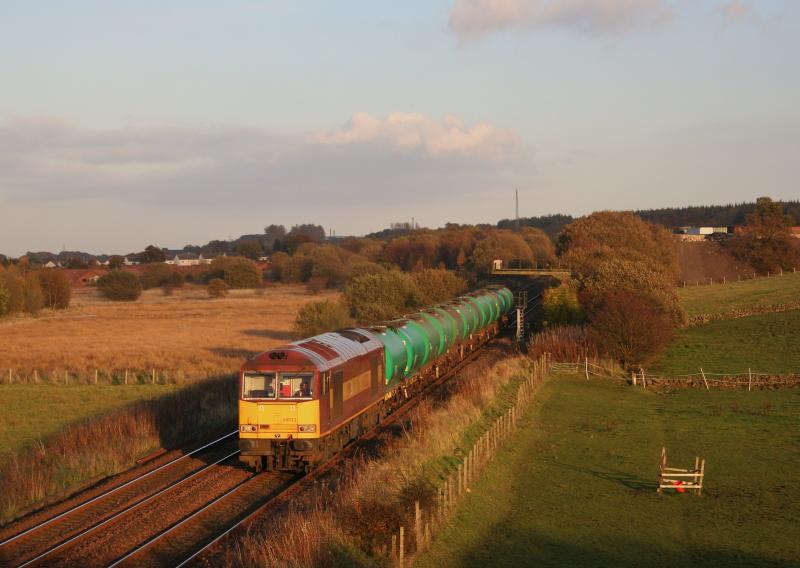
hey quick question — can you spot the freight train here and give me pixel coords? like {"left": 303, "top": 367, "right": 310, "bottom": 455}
{"left": 238, "top": 286, "right": 514, "bottom": 472}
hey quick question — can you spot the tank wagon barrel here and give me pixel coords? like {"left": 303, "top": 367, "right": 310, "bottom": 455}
{"left": 237, "top": 286, "right": 515, "bottom": 472}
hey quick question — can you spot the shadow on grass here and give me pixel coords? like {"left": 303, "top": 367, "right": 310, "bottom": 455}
{"left": 541, "top": 457, "right": 653, "bottom": 491}
{"left": 242, "top": 328, "right": 296, "bottom": 341}
{"left": 447, "top": 520, "right": 796, "bottom": 568}
{"left": 207, "top": 346, "right": 260, "bottom": 360}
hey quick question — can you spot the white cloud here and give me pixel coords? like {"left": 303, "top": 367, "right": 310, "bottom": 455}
{"left": 0, "top": 114, "right": 531, "bottom": 253}
{"left": 311, "top": 112, "right": 520, "bottom": 158}
{"left": 449, "top": 0, "right": 673, "bottom": 42}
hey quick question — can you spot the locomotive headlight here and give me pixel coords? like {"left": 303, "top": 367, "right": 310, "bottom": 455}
{"left": 298, "top": 424, "right": 316, "bottom": 433}
{"left": 240, "top": 424, "right": 257, "bottom": 433}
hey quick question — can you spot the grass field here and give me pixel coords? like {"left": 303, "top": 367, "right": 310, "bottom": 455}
{"left": 0, "top": 384, "right": 176, "bottom": 455}
{"left": 678, "top": 271, "right": 800, "bottom": 318}
{"left": 651, "top": 311, "right": 800, "bottom": 376}
{"left": 418, "top": 375, "right": 800, "bottom": 568}
{"left": 0, "top": 284, "right": 334, "bottom": 381}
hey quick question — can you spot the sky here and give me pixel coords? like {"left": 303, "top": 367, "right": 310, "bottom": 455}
{"left": 1, "top": 0, "right": 798, "bottom": 256}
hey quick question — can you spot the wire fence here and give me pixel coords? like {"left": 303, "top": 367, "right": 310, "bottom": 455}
{"left": 0, "top": 367, "right": 212, "bottom": 386}
{"left": 680, "top": 267, "right": 798, "bottom": 288}
{"left": 552, "top": 359, "right": 800, "bottom": 391}
{"left": 377, "top": 353, "right": 550, "bottom": 566}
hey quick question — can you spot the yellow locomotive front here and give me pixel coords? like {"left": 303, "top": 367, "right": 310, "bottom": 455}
{"left": 238, "top": 348, "right": 323, "bottom": 471}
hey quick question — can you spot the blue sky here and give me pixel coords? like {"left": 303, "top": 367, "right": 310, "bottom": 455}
{"left": 1, "top": 0, "right": 798, "bottom": 255}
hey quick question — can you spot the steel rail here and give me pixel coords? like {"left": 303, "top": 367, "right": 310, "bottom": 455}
{"left": 107, "top": 471, "right": 281, "bottom": 568}
{"left": 0, "top": 430, "right": 238, "bottom": 549}
{"left": 14, "top": 449, "right": 241, "bottom": 568}
{"left": 174, "top": 328, "right": 506, "bottom": 568}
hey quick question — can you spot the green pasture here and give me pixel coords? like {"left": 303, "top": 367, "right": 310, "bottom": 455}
{"left": 652, "top": 311, "right": 800, "bottom": 376}
{"left": 0, "top": 384, "right": 177, "bottom": 455}
{"left": 418, "top": 375, "right": 800, "bottom": 568}
{"left": 678, "top": 271, "right": 800, "bottom": 318}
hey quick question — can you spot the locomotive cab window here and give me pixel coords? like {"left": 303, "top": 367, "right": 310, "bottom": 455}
{"left": 279, "top": 373, "right": 314, "bottom": 400}
{"left": 242, "top": 372, "right": 277, "bottom": 399}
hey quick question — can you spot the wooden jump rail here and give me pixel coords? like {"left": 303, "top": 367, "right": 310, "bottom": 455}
{"left": 658, "top": 447, "right": 705, "bottom": 496}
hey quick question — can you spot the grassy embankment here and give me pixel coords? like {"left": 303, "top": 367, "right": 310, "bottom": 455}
{"left": 652, "top": 272, "right": 800, "bottom": 375}
{"left": 418, "top": 375, "right": 800, "bottom": 568}
{"left": 677, "top": 271, "right": 800, "bottom": 319}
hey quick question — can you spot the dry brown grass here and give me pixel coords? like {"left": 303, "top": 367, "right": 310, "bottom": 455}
{"left": 0, "top": 284, "right": 337, "bottom": 382}
{"left": 224, "top": 346, "right": 533, "bottom": 567}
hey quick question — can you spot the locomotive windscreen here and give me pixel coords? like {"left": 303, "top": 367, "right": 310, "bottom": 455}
{"left": 243, "top": 372, "right": 277, "bottom": 399}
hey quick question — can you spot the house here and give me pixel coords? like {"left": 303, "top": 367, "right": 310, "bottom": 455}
{"left": 674, "top": 226, "right": 734, "bottom": 242}
{"left": 44, "top": 260, "right": 61, "bottom": 268}
{"left": 79, "top": 270, "right": 104, "bottom": 285}
{"left": 123, "top": 257, "right": 139, "bottom": 266}
{"left": 167, "top": 253, "right": 215, "bottom": 266}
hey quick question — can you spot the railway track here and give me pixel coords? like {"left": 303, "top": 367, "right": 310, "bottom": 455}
{"left": 175, "top": 330, "right": 521, "bottom": 568}
{"left": 0, "top": 431, "right": 239, "bottom": 568}
{"left": 0, "top": 283, "right": 545, "bottom": 568}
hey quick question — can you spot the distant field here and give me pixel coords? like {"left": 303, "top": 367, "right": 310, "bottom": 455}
{"left": 678, "top": 271, "right": 800, "bottom": 318}
{"left": 651, "top": 311, "right": 800, "bottom": 376}
{"left": 418, "top": 375, "right": 800, "bottom": 568}
{"left": 0, "top": 284, "right": 335, "bottom": 381}
{"left": 0, "top": 384, "right": 175, "bottom": 455}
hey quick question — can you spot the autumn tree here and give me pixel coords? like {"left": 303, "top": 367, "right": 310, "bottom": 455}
{"left": 138, "top": 245, "right": 166, "bottom": 264}
{"left": 108, "top": 255, "right": 124, "bottom": 269}
{"left": 723, "top": 197, "right": 800, "bottom": 273}
{"left": 587, "top": 290, "right": 673, "bottom": 367}
{"left": 38, "top": 269, "right": 72, "bottom": 309}
{"left": 412, "top": 269, "right": 467, "bottom": 305}
{"left": 235, "top": 240, "right": 264, "bottom": 260}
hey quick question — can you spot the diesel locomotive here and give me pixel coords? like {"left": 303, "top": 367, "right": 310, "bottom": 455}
{"left": 238, "top": 286, "right": 514, "bottom": 472}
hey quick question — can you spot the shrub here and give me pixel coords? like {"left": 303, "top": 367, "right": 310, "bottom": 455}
{"left": 294, "top": 300, "right": 353, "bottom": 337}
{"left": 38, "top": 269, "right": 71, "bottom": 309}
{"left": 268, "top": 251, "right": 290, "bottom": 280}
{"left": 208, "top": 278, "right": 229, "bottom": 298}
{"left": 207, "top": 257, "right": 262, "bottom": 289}
{"left": 344, "top": 272, "right": 423, "bottom": 323}
{"left": 0, "top": 283, "right": 9, "bottom": 317}
{"left": 140, "top": 263, "right": 183, "bottom": 290}
{"left": 411, "top": 269, "right": 467, "bottom": 305}
{"left": 587, "top": 290, "right": 673, "bottom": 367}
{"left": 541, "top": 284, "right": 583, "bottom": 326}
{"left": 97, "top": 270, "right": 142, "bottom": 301}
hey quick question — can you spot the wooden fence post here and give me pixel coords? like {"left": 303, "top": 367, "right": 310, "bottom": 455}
{"left": 414, "top": 501, "right": 421, "bottom": 552}
{"left": 95, "top": 369, "right": 98, "bottom": 385}
{"left": 700, "top": 368, "right": 709, "bottom": 390}
{"left": 585, "top": 356, "right": 589, "bottom": 380}
{"left": 399, "top": 526, "right": 405, "bottom": 567}
{"left": 125, "top": 369, "right": 128, "bottom": 385}
{"left": 748, "top": 368, "right": 753, "bottom": 391}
